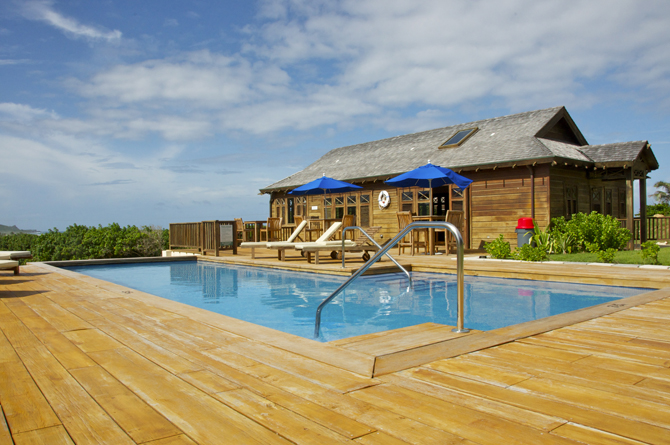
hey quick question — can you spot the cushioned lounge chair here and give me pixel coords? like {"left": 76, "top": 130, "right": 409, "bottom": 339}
{"left": 300, "top": 226, "right": 382, "bottom": 264}
{"left": 240, "top": 220, "right": 307, "bottom": 259}
{"left": 0, "top": 251, "right": 32, "bottom": 260}
{"left": 265, "top": 220, "right": 309, "bottom": 260}
{"left": 293, "top": 222, "right": 352, "bottom": 262}
{"left": 0, "top": 253, "right": 20, "bottom": 275}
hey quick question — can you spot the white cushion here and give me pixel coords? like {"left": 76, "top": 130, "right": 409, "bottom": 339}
{"left": 0, "top": 260, "right": 19, "bottom": 269}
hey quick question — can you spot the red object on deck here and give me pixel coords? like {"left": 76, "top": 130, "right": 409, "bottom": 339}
{"left": 516, "top": 218, "right": 534, "bottom": 230}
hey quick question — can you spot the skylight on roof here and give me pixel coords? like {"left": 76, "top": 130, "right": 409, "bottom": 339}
{"left": 440, "top": 127, "right": 477, "bottom": 148}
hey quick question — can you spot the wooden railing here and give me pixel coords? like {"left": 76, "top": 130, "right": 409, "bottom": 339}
{"left": 618, "top": 216, "right": 670, "bottom": 241}
{"left": 169, "top": 222, "right": 201, "bottom": 250}
{"left": 169, "top": 220, "right": 238, "bottom": 255}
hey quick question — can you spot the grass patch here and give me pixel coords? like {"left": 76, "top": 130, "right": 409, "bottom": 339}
{"left": 549, "top": 247, "right": 670, "bottom": 266}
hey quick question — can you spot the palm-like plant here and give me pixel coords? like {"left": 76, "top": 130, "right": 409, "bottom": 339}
{"left": 650, "top": 181, "right": 670, "bottom": 204}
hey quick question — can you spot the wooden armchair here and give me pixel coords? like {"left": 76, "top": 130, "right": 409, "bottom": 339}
{"left": 396, "top": 211, "right": 427, "bottom": 255}
{"left": 260, "top": 217, "right": 283, "bottom": 242}
{"left": 341, "top": 214, "right": 355, "bottom": 240}
{"left": 304, "top": 218, "right": 321, "bottom": 242}
{"left": 293, "top": 216, "right": 305, "bottom": 242}
{"left": 435, "top": 210, "right": 464, "bottom": 254}
{"left": 235, "top": 218, "right": 253, "bottom": 243}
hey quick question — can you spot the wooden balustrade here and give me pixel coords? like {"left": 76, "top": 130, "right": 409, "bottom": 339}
{"left": 169, "top": 222, "right": 201, "bottom": 251}
{"left": 618, "top": 216, "right": 670, "bottom": 241}
{"left": 169, "top": 220, "right": 238, "bottom": 256}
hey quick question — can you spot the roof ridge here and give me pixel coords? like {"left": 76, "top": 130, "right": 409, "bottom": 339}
{"left": 321, "top": 106, "right": 565, "bottom": 152}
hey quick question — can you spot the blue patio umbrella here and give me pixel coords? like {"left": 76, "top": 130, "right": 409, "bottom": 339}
{"left": 385, "top": 161, "right": 473, "bottom": 216}
{"left": 288, "top": 174, "right": 363, "bottom": 195}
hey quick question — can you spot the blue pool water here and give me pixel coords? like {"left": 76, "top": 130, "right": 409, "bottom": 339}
{"left": 65, "top": 261, "right": 648, "bottom": 342}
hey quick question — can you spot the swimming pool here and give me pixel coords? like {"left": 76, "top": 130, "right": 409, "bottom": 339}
{"left": 65, "top": 261, "right": 648, "bottom": 342}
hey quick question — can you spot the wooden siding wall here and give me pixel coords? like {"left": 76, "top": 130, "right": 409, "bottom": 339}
{"left": 467, "top": 165, "right": 549, "bottom": 249}
{"left": 549, "top": 167, "right": 628, "bottom": 220}
{"left": 550, "top": 168, "right": 591, "bottom": 217}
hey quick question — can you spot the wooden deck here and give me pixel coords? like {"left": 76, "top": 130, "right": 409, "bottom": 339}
{"left": 0, "top": 256, "right": 669, "bottom": 444}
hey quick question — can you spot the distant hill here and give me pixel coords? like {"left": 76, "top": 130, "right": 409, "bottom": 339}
{"left": 0, "top": 224, "right": 40, "bottom": 235}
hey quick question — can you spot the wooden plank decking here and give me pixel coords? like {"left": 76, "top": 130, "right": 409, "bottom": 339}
{"left": 0, "top": 258, "right": 669, "bottom": 444}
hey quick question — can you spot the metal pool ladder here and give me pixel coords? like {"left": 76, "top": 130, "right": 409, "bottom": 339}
{"left": 314, "top": 221, "right": 468, "bottom": 338}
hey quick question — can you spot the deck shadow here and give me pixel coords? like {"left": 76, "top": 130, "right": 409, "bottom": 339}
{"left": 0, "top": 290, "right": 50, "bottom": 298}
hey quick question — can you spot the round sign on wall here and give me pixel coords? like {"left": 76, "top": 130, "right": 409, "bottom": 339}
{"left": 378, "top": 190, "right": 390, "bottom": 209}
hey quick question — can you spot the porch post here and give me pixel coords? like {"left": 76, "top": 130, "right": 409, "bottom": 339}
{"left": 626, "top": 168, "right": 635, "bottom": 250}
{"left": 639, "top": 171, "right": 647, "bottom": 244}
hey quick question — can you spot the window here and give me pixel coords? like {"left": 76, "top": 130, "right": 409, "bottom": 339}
{"left": 335, "top": 196, "right": 344, "bottom": 219}
{"left": 450, "top": 186, "right": 465, "bottom": 212}
{"left": 323, "top": 197, "right": 332, "bottom": 219}
{"left": 565, "top": 186, "right": 577, "bottom": 219}
{"left": 591, "top": 187, "right": 602, "bottom": 213}
{"left": 347, "top": 195, "right": 357, "bottom": 224}
{"left": 605, "top": 189, "right": 613, "bottom": 216}
{"left": 418, "top": 190, "right": 430, "bottom": 216}
{"left": 274, "top": 198, "right": 286, "bottom": 222}
{"left": 440, "top": 128, "right": 478, "bottom": 148}
{"left": 287, "top": 198, "right": 294, "bottom": 224}
{"left": 401, "top": 191, "right": 414, "bottom": 212}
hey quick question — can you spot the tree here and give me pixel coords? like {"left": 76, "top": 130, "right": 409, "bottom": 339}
{"left": 650, "top": 181, "right": 670, "bottom": 204}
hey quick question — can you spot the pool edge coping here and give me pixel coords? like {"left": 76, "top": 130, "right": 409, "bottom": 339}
{"left": 30, "top": 259, "right": 670, "bottom": 378}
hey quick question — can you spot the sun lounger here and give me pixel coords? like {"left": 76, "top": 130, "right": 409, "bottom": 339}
{"left": 0, "top": 254, "right": 20, "bottom": 275}
{"left": 265, "top": 220, "right": 308, "bottom": 260}
{"left": 293, "top": 222, "right": 355, "bottom": 262}
{"left": 0, "top": 251, "right": 31, "bottom": 275}
{"left": 0, "top": 251, "right": 32, "bottom": 260}
{"left": 240, "top": 221, "right": 308, "bottom": 259}
{"left": 300, "top": 227, "right": 382, "bottom": 264}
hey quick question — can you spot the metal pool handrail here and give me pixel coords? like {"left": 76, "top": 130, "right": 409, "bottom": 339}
{"left": 340, "top": 226, "right": 411, "bottom": 283}
{"left": 315, "top": 221, "right": 469, "bottom": 338}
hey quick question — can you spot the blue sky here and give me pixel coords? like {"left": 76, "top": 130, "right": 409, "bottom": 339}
{"left": 1, "top": 0, "right": 669, "bottom": 231}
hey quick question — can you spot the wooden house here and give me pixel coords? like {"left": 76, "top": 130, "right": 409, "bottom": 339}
{"left": 259, "top": 107, "right": 658, "bottom": 250}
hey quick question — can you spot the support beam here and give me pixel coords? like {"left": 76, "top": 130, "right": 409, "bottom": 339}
{"left": 527, "top": 165, "right": 535, "bottom": 220}
{"left": 626, "top": 168, "right": 635, "bottom": 250}
{"left": 639, "top": 173, "right": 647, "bottom": 244}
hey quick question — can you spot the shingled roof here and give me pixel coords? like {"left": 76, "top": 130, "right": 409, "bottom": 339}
{"left": 261, "top": 106, "right": 655, "bottom": 193}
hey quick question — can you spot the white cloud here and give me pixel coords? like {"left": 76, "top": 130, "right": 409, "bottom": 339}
{"left": 125, "top": 117, "right": 212, "bottom": 141}
{"left": 0, "top": 103, "right": 57, "bottom": 122}
{"left": 62, "top": 0, "right": 670, "bottom": 139}
{"left": 248, "top": 0, "right": 670, "bottom": 111}
{"left": 20, "top": 0, "right": 121, "bottom": 42}
{"left": 0, "top": 59, "right": 30, "bottom": 65}
{"left": 77, "top": 51, "right": 289, "bottom": 107}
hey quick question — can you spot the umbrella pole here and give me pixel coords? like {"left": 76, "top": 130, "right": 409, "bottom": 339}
{"left": 429, "top": 179, "right": 433, "bottom": 254}
{"left": 429, "top": 179, "right": 433, "bottom": 217}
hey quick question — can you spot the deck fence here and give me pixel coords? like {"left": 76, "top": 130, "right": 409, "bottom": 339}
{"left": 169, "top": 220, "right": 238, "bottom": 256}
{"left": 618, "top": 216, "right": 670, "bottom": 242}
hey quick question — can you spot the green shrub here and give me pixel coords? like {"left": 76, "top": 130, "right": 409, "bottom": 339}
{"left": 0, "top": 223, "right": 167, "bottom": 262}
{"left": 645, "top": 203, "right": 670, "bottom": 216}
{"left": 596, "top": 248, "right": 617, "bottom": 263}
{"left": 512, "top": 243, "right": 549, "bottom": 262}
{"left": 641, "top": 240, "right": 661, "bottom": 265}
{"left": 484, "top": 234, "right": 511, "bottom": 259}
{"left": 551, "top": 231, "right": 576, "bottom": 254}
{"left": 549, "top": 212, "right": 630, "bottom": 252}
{"left": 532, "top": 225, "right": 553, "bottom": 253}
